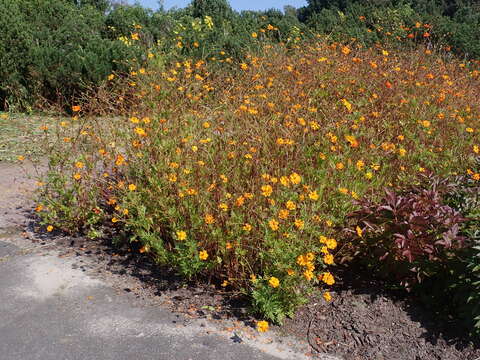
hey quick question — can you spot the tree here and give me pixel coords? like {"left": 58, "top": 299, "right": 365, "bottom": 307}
{"left": 191, "top": 0, "right": 233, "bottom": 21}
{"left": 70, "top": 0, "right": 110, "bottom": 12}
{"left": 284, "top": 5, "right": 297, "bottom": 18}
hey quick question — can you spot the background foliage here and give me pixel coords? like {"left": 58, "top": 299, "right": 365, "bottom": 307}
{"left": 1, "top": 0, "right": 479, "bottom": 110}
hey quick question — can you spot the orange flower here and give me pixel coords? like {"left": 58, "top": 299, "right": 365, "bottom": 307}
{"left": 341, "top": 46, "right": 351, "bottom": 55}
{"left": 257, "top": 320, "right": 269, "bottom": 332}
{"left": 204, "top": 214, "right": 215, "bottom": 224}
{"left": 268, "top": 219, "right": 279, "bottom": 231}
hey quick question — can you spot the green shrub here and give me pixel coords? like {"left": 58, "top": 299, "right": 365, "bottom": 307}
{"left": 439, "top": 174, "right": 480, "bottom": 336}
{"left": 299, "top": 0, "right": 480, "bottom": 58}
{"left": 0, "top": 0, "right": 140, "bottom": 110}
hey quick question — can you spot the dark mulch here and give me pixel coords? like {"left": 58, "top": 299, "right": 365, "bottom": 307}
{"left": 282, "top": 267, "right": 480, "bottom": 360}
{"left": 26, "top": 218, "right": 480, "bottom": 360}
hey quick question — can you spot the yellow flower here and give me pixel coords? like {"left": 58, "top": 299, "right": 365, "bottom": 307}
{"left": 303, "top": 270, "right": 314, "bottom": 281}
{"left": 285, "top": 200, "right": 296, "bottom": 210}
{"left": 323, "top": 253, "right": 334, "bottom": 265}
{"left": 73, "top": 173, "right": 81, "bottom": 180}
{"left": 341, "top": 99, "right": 352, "bottom": 112}
{"left": 336, "top": 162, "right": 345, "bottom": 170}
{"left": 365, "top": 172, "right": 373, "bottom": 179}
{"left": 268, "top": 219, "right": 279, "bottom": 231}
{"left": 75, "top": 161, "right": 84, "bottom": 169}
{"left": 268, "top": 276, "right": 280, "bottom": 288}
{"left": 278, "top": 209, "right": 289, "bottom": 220}
{"left": 356, "top": 226, "right": 363, "bottom": 237}
{"left": 321, "top": 272, "right": 335, "bottom": 285}
{"left": 243, "top": 223, "right": 252, "bottom": 232}
{"left": 287, "top": 269, "right": 295, "bottom": 276}
{"left": 168, "top": 173, "right": 177, "bottom": 182}
{"left": 326, "top": 238, "right": 337, "bottom": 250}
{"left": 46, "top": 225, "right": 54, "bottom": 232}
{"left": 128, "top": 184, "right": 136, "bottom": 191}
{"left": 199, "top": 250, "right": 208, "bottom": 260}
{"left": 294, "top": 219, "right": 304, "bottom": 229}
{"left": 261, "top": 184, "right": 273, "bottom": 197}
{"left": 72, "top": 105, "right": 81, "bottom": 112}
{"left": 323, "top": 291, "right": 332, "bottom": 302}
{"left": 421, "top": 120, "right": 431, "bottom": 128}
{"left": 218, "top": 203, "right": 229, "bottom": 212}
{"left": 297, "top": 254, "right": 308, "bottom": 266}
{"left": 308, "top": 191, "right": 319, "bottom": 201}
{"left": 134, "top": 127, "right": 147, "bottom": 136}
{"left": 176, "top": 231, "right": 187, "bottom": 241}
{"left": 257, "top": 320, "right": 269, "bottom": 332}
{"left": 289, "top": 172, "right": 302, "bottom": 185}
{"left": 251, "top": 32, "right": 258, "bottom": 38}
{"left": 473, "top": 145, "right": 479, "bottom": 154}
{"left": 115, "top": 154, "right": 125, "bottom": 166}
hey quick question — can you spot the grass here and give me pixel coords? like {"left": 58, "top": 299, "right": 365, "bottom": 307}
{"left": 0, "top": 113, "right": 58, "bottom": 162}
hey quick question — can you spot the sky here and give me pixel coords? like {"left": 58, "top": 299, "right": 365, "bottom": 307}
{"left": 128, "top": 0, "right": 308, "bottom": 11}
